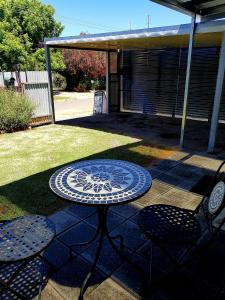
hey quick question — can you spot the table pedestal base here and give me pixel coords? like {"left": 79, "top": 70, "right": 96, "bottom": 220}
{"left": 75, "top": 206, "right": 145, "bottom": 300}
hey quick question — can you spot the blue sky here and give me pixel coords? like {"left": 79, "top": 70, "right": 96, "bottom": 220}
{"left": 43, "top": 0, "right": 190, "bottom": 37}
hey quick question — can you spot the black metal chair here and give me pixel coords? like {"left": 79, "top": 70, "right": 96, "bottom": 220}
{"left": 0, "top": 215, "right": 55, "bottom": 299}
{"left": 138, "top": 160, "right": 225, "bottom": 289}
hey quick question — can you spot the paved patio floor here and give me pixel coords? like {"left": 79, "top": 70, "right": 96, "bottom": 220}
{"left": 58, "top": 113, "right": 225, "bottom": 152}
{"left": 35, "top": 150, "right": 225, "bottom": 300}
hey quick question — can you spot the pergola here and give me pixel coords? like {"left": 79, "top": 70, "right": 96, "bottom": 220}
{"left": 150, "top": 0, "right": 225, "bottom": 21}
{"left": 44, "top": 2, "right": 225, "bottom": 152}
{"left": 148, "top": 0, "right": 225, "bottom": 151}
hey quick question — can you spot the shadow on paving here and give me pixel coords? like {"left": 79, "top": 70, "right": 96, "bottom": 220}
{"left": 0, "top": 139, "right": 172, "bottom": 218}
{"left": 56, "top": 112, "right": 225, "bottom": 152}
{"left": 0, "top": 137, "right": 222, "bottom": 218}
{"left": 1, "top": 131, "right": 225, "bottom": 298}
{"left": 42, "top": 215, "right": 225, "bottom": 300}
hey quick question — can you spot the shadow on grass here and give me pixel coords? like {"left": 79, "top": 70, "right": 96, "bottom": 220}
{"left": 57, "top": 112, "right": 225, "bottom": 152}
{"left": 1, "top": 137, "right": 225, "bottom": 299}
{"left": 57, "top": 113, "right": 181, "bottom": 146}
{"left": 0, "top": 140, "right": 172, "bottom": 219}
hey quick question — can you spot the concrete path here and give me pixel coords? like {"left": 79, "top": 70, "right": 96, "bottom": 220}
{"left": 54, "top": 91, "right": 94, "bottom": 121}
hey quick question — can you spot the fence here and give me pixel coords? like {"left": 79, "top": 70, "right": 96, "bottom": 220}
{"left": 0, "top": 71, "right": 52, "bottom": 125}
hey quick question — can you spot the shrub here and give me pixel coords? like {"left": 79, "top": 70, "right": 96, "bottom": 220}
{"left": 0, "top": 89, "right": 35, "bottom": 132}
{"left": 53, "top": 73, "right": 67, "bottom": 90}
{"left": 93, "top": 78, "right": 106, "bottom": 90}
{"left": 74, "top": 79, "right": 92, "bottom": 92}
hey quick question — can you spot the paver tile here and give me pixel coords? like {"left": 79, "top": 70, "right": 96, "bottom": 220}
{"left": 43, "top": 239, "right": 70, "bottom": 269}
{"left": 112, "top": 251, "right": 165, "bottom": 297}
{"left": 169, "top": 151, "right": 190, "bottom": 161}
{"left": 34, "top": 283, "right": 64, "bottom": 300}
{"left": 84, "top": 211, "right": 125, "bottom": 232}
{"left": 152, "top": 159, "right": 180, "bottom": 171}
{"left": 148, "top": 180, "right": 174, "bottom": 196}
{"left": 81, "top": 238, "right": 130, "bottom": 275}
{"left": 110, "top": 203, "right": 141, "bottom": 219}
{"left": 168, "top": 163, "right": 204, "bottom": 181}
{"left": 65, "top": 205, "right": 96, "bottom": 220}
{"left": 146, "top": 167, "right": 162, "bottom": 179}
{"left": 50, "top": 255, "right": 106, "bottom": 299}
{"left": 161, "top": 187, "right": 202, "bottom": 210}
{"left": 135, "top": 191, "right": 161, "bottom": 207}
{"left": 155, "top": 173, "right": 182, "bottom": 187}
{"left": 86, "top": 278, "right": 138, "bottom": 300}
{"left": 110, "top": 220, "right": 147, "bottom": 252}
{"left": 185, "top": 155, "right": 218, "bottom": 168}
{"left": 58, "top": 222, "right": 97, "bottom": 253}
{"left": 49, "top": 210, "right": 80, "bottom": 235}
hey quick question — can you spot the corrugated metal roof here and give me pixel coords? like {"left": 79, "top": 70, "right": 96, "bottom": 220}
{"left": 45, "top": 19, "right": 225, "bottom": 50}
{"left": 150, "top": 0, "right": 225, "bottom": 21}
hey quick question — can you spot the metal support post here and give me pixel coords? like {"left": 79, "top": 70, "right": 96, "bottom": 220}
{"left": 106, "top": 51, "right": 110, "bottom": 114}
{"left": 45, "top": 45, "right": 55, "bottom": 123}
{"left": 180, "top": 14, "right": 196, "bottom": 148}
{"left": 208, "top": 31, "right": 225, "bottom": 152}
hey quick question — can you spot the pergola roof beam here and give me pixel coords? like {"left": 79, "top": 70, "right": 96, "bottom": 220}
{"left": 198, "top": 0, "right": 225, "bottom": 10}
{"left": 149, "top": 0, "right": 225, "bottom": 20}
{"left": 44, "top": 20, "right": 225, "bottom": 51}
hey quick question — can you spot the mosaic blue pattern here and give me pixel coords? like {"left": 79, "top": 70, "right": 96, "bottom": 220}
{"left": 49, "top": 159, "right": 152, "bottom": 205}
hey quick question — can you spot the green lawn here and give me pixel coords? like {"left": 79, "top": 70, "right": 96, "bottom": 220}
{"left": 54, "top": 95, "right": 70, "bottom": 101}
{"left": 0, "top": 124, "right": 173, "bottom": 220}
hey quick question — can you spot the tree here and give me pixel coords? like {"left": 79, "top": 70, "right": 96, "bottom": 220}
{"left": 0, "top": 0, "right": 65, "bottom": 71}
{"left": 62, "top": 49, "right": 106, "bottom": 90}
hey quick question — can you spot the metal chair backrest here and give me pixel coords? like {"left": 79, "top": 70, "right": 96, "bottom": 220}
{"left": 195, "top": 161, "right": 225, "bottom": 234}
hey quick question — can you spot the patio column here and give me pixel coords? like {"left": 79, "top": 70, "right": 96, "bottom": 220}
{"left": 180, "top": 14, "right": 196, "bottom": 148}
{"left": 208, "top": 31, "right": 225, "bottom": 152}
{"left": 106, "top": 51, "right": 110, "bottom": 114}
{"left": 45, "top": 44, "right": 55, "bottom": 124}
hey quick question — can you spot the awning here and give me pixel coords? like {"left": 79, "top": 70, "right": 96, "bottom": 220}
{"left": 150, "top": 0, "right": 225, "bottom": 21}
{"left": 45, "top": 19, "right": 225, "bottom": 51}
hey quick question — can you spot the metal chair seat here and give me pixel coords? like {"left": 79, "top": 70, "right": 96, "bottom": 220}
{"left": 0, "top": 215, "right": 55, "bottom": 263}
{"left": 0, "top": 256, "right": 49, "bottom": 300}
{"left": 0, "top": 215, "right": 55, "bottom": 299}
{"left": 138, "top": 204, "right": 201, "bottom": 245}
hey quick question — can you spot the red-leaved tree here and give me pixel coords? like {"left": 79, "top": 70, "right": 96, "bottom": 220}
{"left": 62, "top": 48, "right": 106, "bottom": 91}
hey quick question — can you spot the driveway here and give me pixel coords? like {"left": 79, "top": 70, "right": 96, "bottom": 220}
{"left": 54, "top": 91, "right": 94, "bottom": 121}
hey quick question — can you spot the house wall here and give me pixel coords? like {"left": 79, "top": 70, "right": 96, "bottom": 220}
{"left": 120, "top": 47, "right": 225, "bottom": 122}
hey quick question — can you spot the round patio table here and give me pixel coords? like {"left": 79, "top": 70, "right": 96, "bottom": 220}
{"left": 49, "top": 159, "right": 152, "bottom": 300}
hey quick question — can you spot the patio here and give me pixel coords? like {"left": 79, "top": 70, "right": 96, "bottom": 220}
{"left": 1, "top": 112, "right": 225, "bottom": 299}
{"left": 58, "top": 112, "right": 225, "bottom": 152}
{"left": 12, "top": 1, "right": 225, "bottom": 299}
{"left": 37, "top": 148, "right": 225, "bottom": 300}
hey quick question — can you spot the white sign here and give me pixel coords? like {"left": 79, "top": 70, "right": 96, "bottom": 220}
{"left": 93, "top": 92, "right": 104, "bottom": 114}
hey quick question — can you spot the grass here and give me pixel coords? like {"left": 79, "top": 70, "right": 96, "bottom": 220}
{"left": 0, "top": 124, "right": 173, "bottom": 220}
{"left": 54, "top": 95, "right": 70, "bottom": 101}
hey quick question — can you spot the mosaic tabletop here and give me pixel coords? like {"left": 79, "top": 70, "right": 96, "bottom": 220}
{"left": 49, "top": 159, "right": 152, "bottom": 206}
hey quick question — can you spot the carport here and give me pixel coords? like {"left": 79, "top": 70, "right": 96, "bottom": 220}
{"left": 44, "top": 17, "right": 225, "bottom": 152}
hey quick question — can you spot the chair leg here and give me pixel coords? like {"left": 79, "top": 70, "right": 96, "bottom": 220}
{"left": 37, "top": 283, "right": 42, "bottom": 300}
{"left": 143, "top": 241, "right": 154, "bottom": 299}
{"left": 109, "top": 234, "right": 124, "bottom": 248}
{"left": 148, "top": 242, "right": 153, "bottom": 283}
